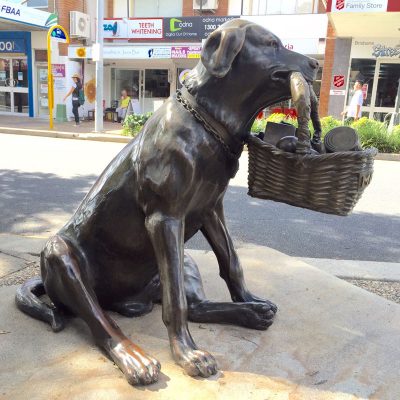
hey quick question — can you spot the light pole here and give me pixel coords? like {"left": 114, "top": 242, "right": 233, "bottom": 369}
{"left": 95, "top": 0, "right": 104, "bottom": 132}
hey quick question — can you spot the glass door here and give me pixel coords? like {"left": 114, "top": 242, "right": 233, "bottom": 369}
{"left": 0, "top": 57, "right": 12, "bottom": 112}
{"left": 113, "top": 69, "right": 143, "bottom": 114}
{"left": 0, "top": 57, "right": 29, "bottom": 115}
{"left": 370, "top": 60, "right": 400, "bottom": 122}
{"left": 37, "top": 65, "right": 48, "bottom": 116}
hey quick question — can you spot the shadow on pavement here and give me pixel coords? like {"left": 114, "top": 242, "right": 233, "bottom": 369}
{"left": 0, "top": 169, "right": 97, "bottom": 235}
{"left": 187, "top": 185, "right": 400, "bottom": 263}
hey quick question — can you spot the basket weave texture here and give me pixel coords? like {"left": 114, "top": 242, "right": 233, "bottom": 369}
{"left": 247, "top": 135, "right": 378, "bottom": 216}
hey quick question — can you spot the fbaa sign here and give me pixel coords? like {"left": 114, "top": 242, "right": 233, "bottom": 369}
{"left": 331, "top": 0, "right": 388, "bottom": 12}
{"left": 0, "top": 5, "right": 21, "bottom": 17}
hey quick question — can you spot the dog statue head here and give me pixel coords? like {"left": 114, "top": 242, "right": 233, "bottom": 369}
{"left": 184, "top": 19, "right": 319, "bottom": 139}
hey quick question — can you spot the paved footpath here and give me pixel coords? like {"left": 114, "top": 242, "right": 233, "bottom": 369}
{"left": 1, "top": 244, "right": 400, "bottom": 399}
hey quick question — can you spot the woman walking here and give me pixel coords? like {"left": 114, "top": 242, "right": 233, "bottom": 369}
{"left": 63, "top": 73, "right": 82, "bottom": 126}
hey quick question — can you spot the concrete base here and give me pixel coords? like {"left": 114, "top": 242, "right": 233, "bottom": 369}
{"left": 1, "top": 245, "right": 400, "bottom": 399}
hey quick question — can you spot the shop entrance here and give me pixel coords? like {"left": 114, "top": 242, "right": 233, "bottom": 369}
{"left": 0, "top": 57, "right": 29, "bottom": 115}
{"left": 370, "top": 60, "right": 400, "bottom": 122}
{"left": 112, "top": 68, "right": 170, "bottom": 114}
{"left": 347, "top": 58, "right": 400, "bottom": 122}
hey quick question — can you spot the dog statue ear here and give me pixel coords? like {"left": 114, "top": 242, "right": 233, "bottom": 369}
{"left": 201, "top": 28, "right": 246, "bottom": 78}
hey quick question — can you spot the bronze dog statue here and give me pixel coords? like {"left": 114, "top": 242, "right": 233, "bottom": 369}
{"left": 16, "top": 19, "right": 320, "bottom": 385}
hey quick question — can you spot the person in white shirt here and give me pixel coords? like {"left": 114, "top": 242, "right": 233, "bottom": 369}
{"left": 341, "top": 80, "right": 363, "bottom": 123}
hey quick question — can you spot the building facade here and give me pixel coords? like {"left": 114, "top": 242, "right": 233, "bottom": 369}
{"left": 320, "top": 0, "right": 400, "bottom": 121}
{"left": 1, "top": 0, "right": 328, "bottom": 120}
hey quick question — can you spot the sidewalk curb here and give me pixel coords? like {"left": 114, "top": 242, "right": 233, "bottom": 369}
{"left": 0, "top": 127, "right": 131, "bottom": 144}
{"left": 1, "top": 128, "right": 399, "bottom": 159}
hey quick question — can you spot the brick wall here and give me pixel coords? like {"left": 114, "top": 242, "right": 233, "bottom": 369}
{"left": 183, "top": 0, "right": 229, "bottom": 17}
{"left": 55, "top": 0, "right": 85, "bottom": 55}
{"left": 107, "top": 0, "right": 114, "bottom": 18}
{"left": 319, "top": 22, "right": 336, "bottom": 117}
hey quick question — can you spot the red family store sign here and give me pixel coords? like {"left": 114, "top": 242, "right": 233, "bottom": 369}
{"left": 327, "top": 0, "right": 400, "bottom": 12}
{"left": 171, "top": 46, "right": 201, "bottom": 59}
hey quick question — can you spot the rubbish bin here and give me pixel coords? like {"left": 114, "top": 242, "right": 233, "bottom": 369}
{"left": 56, "top": 104, "right": 68, "bottom": 123}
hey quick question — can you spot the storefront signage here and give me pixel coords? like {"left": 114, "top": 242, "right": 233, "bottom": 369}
{"left": 372, "top": 44, "right": 400, "bottom": 58}
{"left": 128, "top": 19, "right": 163, "bottom": 40}
{"left": 103, "top": 19, "right": 129, "bottom": 39}
{"left": 352, "top": 39, "right": 400, "bottom": 58}
{"left": 52, "top": 64, "right": 65, "bottom": 78}
{"left": 164, "top": 16, "right": 238, "bottom": 41}
{"left": 0, "top": 0, "right": 57, "bottom": 28}
{"left": 328, "top": 0, "right": 388, "bottom": 12}
{"left": 171, "top": 46, "right": 201, "bottom": 59}
{"left": 103, "top": 18, "right": 164, "bottom": 40}
{"left": 281, "top": 38, "right": 320, "bottom": 55}
{"left": 0, "top": 38, "right": 25, "bottom": 53}
{"left": 333, "top": 75, "right": 345, "bottom": 87}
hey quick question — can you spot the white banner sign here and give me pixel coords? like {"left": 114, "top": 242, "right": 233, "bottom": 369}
{"left": 69, "top": 46, "right": 172, "bottom": 60}
{"left": 331, "top": 0, "right": 388, "bottom": 12}
{"left": 128, "top": 19, "right": 163, "bottom": 39}
{"left": 282, "top": 38, "right": 320, "bottom": 55}
{"left": 0, "top": 1, "right": 57, "bottom": 28}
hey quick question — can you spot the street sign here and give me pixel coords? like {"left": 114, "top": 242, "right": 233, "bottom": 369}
{"left": 50, "top": 27, "right": 67, "bottom": 43}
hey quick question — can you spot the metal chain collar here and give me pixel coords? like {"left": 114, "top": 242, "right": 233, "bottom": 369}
{"left": 176, "top": 89, "right": 242, "bottom": 160}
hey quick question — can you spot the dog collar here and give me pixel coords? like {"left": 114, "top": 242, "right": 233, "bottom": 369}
{"left": 176, "top": 87, "right": 244, "bottom": 159}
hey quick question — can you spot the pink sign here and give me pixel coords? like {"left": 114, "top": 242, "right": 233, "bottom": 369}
{"left": 362, "top": 83, "right": 368, "bottom": 100}
{"left": 52, "top": 64, "right": 65, "bottom": 78}
{"left": 171, "top": 46, "right": 201, "bottom": 59}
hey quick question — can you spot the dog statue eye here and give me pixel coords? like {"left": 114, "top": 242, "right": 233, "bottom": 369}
{"left": 270, "top": 40, "right": 279, "bottom": 50}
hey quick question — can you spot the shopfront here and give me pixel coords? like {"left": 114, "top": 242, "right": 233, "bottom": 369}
{"left": 345, "top": 39, "right": 400, "bottom": 121}
{"left": 326, "top": 0, "right": 400, "bottom": 119}
{"left": 0, "top": 1, "right": 57, "bottom": 117}
{"left": 69, "top": 43, "right": 201, "bottom": 114}
{"left": 0, "top": 31, "right": 32, "bottom": 116}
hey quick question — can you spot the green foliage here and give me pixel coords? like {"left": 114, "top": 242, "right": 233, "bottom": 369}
{"left": 122, "top": 112, "right": 152, "bottom": 137}
{"left": 250, "top": 114, "right": 400, "bottom": 153}
{"left": 351, "top": 117, "right": 400, "bottom": 153}
{"left": 320, "top": 116, "right": 342, "bottom": 138}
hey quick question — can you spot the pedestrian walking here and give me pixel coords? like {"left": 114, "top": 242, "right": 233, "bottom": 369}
{"left": 63, "top": 73, "right": 83, "bottom": 126}
{"left": 341, "top": 80, "right": 363, "bottom": 124}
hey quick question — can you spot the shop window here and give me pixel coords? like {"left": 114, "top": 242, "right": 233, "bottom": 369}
{"left": 374, "top": 63, "right": 400, "bottom": 108}
{"left": 145, "top": 69, "right": 170, "bottom": 98}
{"left": 346, "top": 58, "right": 376, "bottom": 107}
{"left": 26, "top": 0, "right": 48, "bottom": 8}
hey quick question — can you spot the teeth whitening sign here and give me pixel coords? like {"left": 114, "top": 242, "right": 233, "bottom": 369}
{"left": 0, "top": 1, "right": 57, "bottom": 28}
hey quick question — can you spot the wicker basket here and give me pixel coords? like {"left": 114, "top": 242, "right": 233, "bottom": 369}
{"left": 247, "top": 135, "right": 378, "bottom": 216}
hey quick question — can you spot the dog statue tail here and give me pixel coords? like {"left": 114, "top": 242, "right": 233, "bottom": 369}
{"left": 15, "top": 276, "right": 65, "bottom": 332}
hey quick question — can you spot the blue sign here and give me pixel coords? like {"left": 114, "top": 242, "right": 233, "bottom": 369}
{"left": 50, "top": 27, "right": 67, "bottom": 42}
{"left": 0, "top": 38, "right": 25, "bottom": 53}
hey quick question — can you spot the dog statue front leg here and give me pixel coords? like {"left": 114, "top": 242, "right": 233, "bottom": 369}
{"left": 145, "top": 212, "right": 218, "bottom": 378}
{"left": 201, "top": 204, "right": 277, "bottom": 313}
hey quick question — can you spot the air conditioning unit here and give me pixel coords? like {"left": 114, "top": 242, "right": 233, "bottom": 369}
{"left": 193, "top": 0, "right": 219, "bottom": 10}
{"left": 70, "top": 11, "right": 91, "bottom": 39}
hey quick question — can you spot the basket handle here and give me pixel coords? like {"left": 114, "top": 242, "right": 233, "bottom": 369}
{"left": 290, "top": 72, "right": 311, "bottom": 154}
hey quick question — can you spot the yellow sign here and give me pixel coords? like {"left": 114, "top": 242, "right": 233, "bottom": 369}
{"left": 47, "top": 24, "right": 69, "bottom": 129}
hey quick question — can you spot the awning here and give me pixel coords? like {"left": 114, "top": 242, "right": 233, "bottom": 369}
{"left": 0, "top": 1, "right": 57, "bottom": 31}
{"left": 327, "top": 0, "right": 400, "bottom": 37}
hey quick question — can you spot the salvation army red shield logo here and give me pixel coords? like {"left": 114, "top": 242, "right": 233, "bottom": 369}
{"left": 333, "top": 75, "right": 345, "bottom": 88}
{"left": 336, "top": 0, "right": 345, "bottom": 10}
